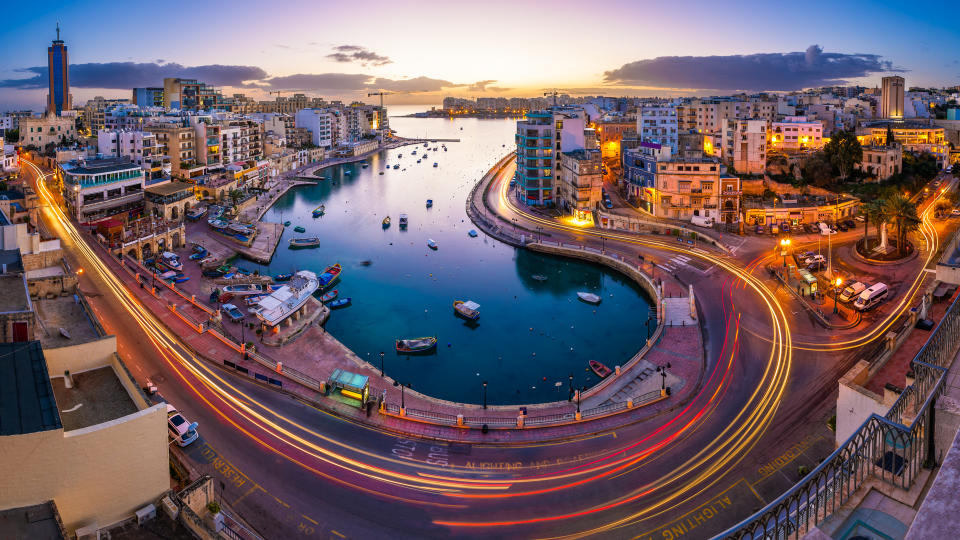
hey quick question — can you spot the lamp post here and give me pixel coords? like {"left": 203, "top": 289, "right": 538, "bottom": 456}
{"left": 657, "top": 363, "right": 671, "bottom": 390}
{"left": 833, "top": 277, "right": 843, "bottom": 314}
{"left": 601, "top": 236, "right": 606, "bottom": 253}
{"left": 379, "top": 351, "right": 385, "bottom": 377}
{"left": 779, "top": 237, "right": 791, "bottom": 270}
{"left": 576, "top": 385, "right": 584, "bottom": 413}
{"left": 568, "top": 373, "right": 574, "bottom": 402}
{"left": 482, "top": 380, "right": 488, "bottom": 409}
{"left": 240, "top": 323, "right": 246, "bottom": 360}
{"left": 646, "top": 315, "right": 654, "bottom": 338}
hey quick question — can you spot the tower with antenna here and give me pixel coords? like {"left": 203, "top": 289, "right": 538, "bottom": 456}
{"left": 47, "top": 22, "right": 71, "bottom": 116}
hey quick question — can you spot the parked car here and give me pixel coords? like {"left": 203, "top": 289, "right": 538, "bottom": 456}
{"left": 854, "top": 283, "right": 889, "bottom": 311}
{"left": 952, "top": 208, "right": 960, "bottom": 216}
{"left": 222, "top": 303, "right": 245, "bottom": 322}
{"left": 167, "top": 404, "right": 199, "bottom": 447}
{"left": 800, "top": 250, "right": 816, "bottom": 260}
{"left": 603, "top": 199, "right": 613, "bottom": 209}
{"left": 804, "top": 224, "right": 818, "bottom": 234}
{"left": 804, "top": 254, "right": 827, "bottom": 265}
{"left": 807, "top": 261, "right": 826, "bottom": 272}
{"left": 839, "top": 282, "right": 867, "bottom": 303}
{"left": 844, "top": 220, "right": 857, "bottom": 229}
{"left": 755, "top": 225, "right": 765, "bottom": 234}
{"left": 837, "top": 223, "right": 848, "bottom": 232}
{"left": 855, "top": 215, "right": 866, "bottom": 222}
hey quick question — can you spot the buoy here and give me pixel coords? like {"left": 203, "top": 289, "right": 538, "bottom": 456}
{"left": 529, "top": 327, "right": 533, "bottom": 331}
{"left": 542, "top": 377, "right": 547, "bottom": 381}
{"left": 532, "top": 352, "right": 536, "bottom": 356}
{"left": 447, "top": 343, "right": 451, "bottom": 347}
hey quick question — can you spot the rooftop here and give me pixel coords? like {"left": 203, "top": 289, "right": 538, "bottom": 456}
{"left": 0, "top": 249, "right": 24, "bottom": 272}
{"left": 0, "top": 341, "right": 61, "bottom": 436}
{"left": 0, "top": 274, "right": 31, "bottom": 314}
{"left": 145, "top": 180, "right": 194, "bottom": 197}
{"left": 0, "top": 502, "right": 65, "bottom": 540}
{"left": 33, "top": 295, "right": 102, "bottom": 349}
{"left": 61, "top": 157, "right": 140, "bottom": 175}
{"left": 50, "top": 366, "right": 138, "bottom": 431}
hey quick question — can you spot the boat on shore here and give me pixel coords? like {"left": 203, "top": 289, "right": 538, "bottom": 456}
{"left": 318, "top": 263, "right": 342, "bottom": 290}
{"left": 228, "top": 222, "right": 256, "bottom": 235}
{"left": 589, "top": 360, "right": 612, "bottom": 378}
{"left": 312, "top": 205, "right": 325, "bottom": 217}
{"left": 294, "top": 225, "right": 306, "bottom": 233}
{"left": 328, "top": 297, "right": 351, "bottom": 308}
{"left": 254, "top": 270, "right": 320, "bottom": 327}
{"left": 382, "top": 216, "right": 391, "bottom": 228}
{"left": 427, "top": 239, "right": 438, "bottom": 250}
{"left": 208, "top": 218, "right": 229, "bottom": 230}
{"left": 274, "top": 272, "right": 293, "bottom": 282}
{"left": 289, "top": 237, "right": 321, "bottom": 249}
{"left": 399, "top": 214, "right": 408, "bottom": 228}
{"left": 160, "top": 252, "right": 182, "bottom": 271}
{"left": 396, "top": 336, "right": 437, "bottom": 353}
{"left": 453, "top": 300, "right": 480, "bottom": 320}
{"left": 186, "top": 207, "right": 207, "bottom": 220}
{"left": 188, "top": 246, "right": 208, "bottom": 260}
{"left": 320, "top": 289, "right": 338, "bottom": 302}
{"left": 222, "top": 283, "right": 267, "bottom": 296}
{"left": 577, "top": 292, "right": 602, "bottom": 304}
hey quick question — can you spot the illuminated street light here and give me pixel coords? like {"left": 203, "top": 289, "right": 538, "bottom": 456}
{"left": 834, "top": 277, "right": 843, "bottom": 314}
{"left": 779, "top": 237, "right": 791, "bottom": 269}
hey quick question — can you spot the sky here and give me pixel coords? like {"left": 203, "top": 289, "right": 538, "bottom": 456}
{"left": 1, "top": 0, "right": 958, "bottom": 111}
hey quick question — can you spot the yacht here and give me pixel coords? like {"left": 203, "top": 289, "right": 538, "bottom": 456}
{"left": 254, "top": 271, "right": 319, "bottom": 328}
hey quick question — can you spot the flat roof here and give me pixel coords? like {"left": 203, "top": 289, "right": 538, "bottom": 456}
{"left": 51, "top": 366, "right": 138, "bottom": 431}
{"left": 0, "top": 502, "right": 65, "bottom": 540}
{"left": 0, "top": 341, "right": 62, "bottom": 435}
{"left": 145, "top": 180, "right": 194, "bottom": 196}
{"left": 33, "top": 295, "right": 102, "bottom": 349}
{"left": 0, "top": 274, "right": 30, "bottom": 313}
{"left": 61, "top": 157, "right": 139, "bottom": 175}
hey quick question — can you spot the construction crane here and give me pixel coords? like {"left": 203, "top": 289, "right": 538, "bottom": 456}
{"left": 269, "top": 91, "right": 283, "bottom": 99}
{"left": 367, "top": 91, "right": 392, "bottom": 140}
{"left": 543, "top": 89, "right": 562, "bottom": 108}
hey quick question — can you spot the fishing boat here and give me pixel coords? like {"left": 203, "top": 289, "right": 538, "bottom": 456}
{"left": 468, "top": 230, "right": 478, "bottom": 237}
{"left": 379, "top": 171, "right": 384, "bottom": 175}
{"left": 422, "top": 154, "right": 428, "bottom": 160}
{"left": 202, "top": 269, "right": 225, "bottom": 278}
{"left": 411, "top": 150, "right": 417, "bottom": 155}
{"left": 274, "top": 272, "right": 293, "bottom": 282}
{"left": 426, "top": 199, "right": 433, "bottom": 208}
{"left": 235, "top": 266, "right": 252, "bottom": 276}
{"left": 393, "top": 164, "right": 400, "bottom": 169}
{"left": 312, "top": 205, "right": 325, "bottom": 217}
{"left": 399, "top": 214, "right": 408, "bottom": 228}
{"left": 254, "top": 271, "right": 320, "bottom": 327}
{"left": 398, "top": 154, "right": 403, "bottom": 158}
{"left": 283, "top": 221, "right": 291, "bottom": 227}
{"left": 245, "top": 295, "right": 267, "bottom": 306}
{"left": 186, "top": 206, "right": 207, "bottom": 220}
{"left": 382, "top": 216, "right": 391, "bottom": 228}
{"left": 228, "top": 222, "right": 255, "bottom": 235}
{"left": 396, "top": 336, "right": 437, "bottom": 353}
{"left": 317, "top": 263, "right": 342, "bottom": 290}
{"left": 320, "top": 289, "right": 338, "bottom": 302}
{"left": 361, "top": 163, "right": 369, "bottom": 168}
{"left": 424, "top": 142, "right": 429, "bottom": 147}
{"left": 294, "top": 225, "right": 306, "bottom": 233}
{"left": 427, "top": 239, "right": 438, "bottom": 250}
{"left": 328, "top": 297, "right": 351, "bottom": 309}
{"left": 417, "top": 159, "right": 421, "bottom": 164}
{"left": 289, "top": 237, "right": 321, "bottom": 249}
{"left": 222, "top": 283, "right": 267, "bottom": 296}
{"left": 160, "top": 252, "right": 183, "bottom": 271}
{"left": 589, "top": 360, "right": 612, "bottom": 378}
{"left": 531, "top": 274, "right": 548, "bottom": 281}
{"left": 360, "top": 260, "right": 372, "bottom": 266}
{"left": 577, "top": 292, "right": 602, "bottom": 304}
{"left": 433, "top": 163, "right": 438, "bottom": 167}
{"left": 453, "top": 300, "right": 480, "bottom": 320}
{"left": 159, "top": 270, "right": 178, "bottom": 280}
{"left": 188, "top": 248, "right": 208, "bottom": 260}
{"left": 344, "top": 170, "right": 352, "bottom": 176}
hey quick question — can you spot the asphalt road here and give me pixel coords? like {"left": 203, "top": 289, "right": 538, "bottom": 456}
{"left": 24, "top": 157, "right": 952, "bottom": 539}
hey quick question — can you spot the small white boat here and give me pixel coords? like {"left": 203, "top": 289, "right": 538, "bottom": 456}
{"left": 399, "top": 214, "right": 409, "bottom": 228}
{"left": 577, "top": 292, "right": 602, "bottom": 304}
{"left": 160, "top": 252, "right": 182, "bottom": 271}
{"left": 427, "top": 239, "right": 438, "bottom": 250}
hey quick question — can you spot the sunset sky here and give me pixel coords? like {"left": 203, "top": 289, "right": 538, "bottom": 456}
{"left": 1, "top": 0, "right": 957, "bottom": 111}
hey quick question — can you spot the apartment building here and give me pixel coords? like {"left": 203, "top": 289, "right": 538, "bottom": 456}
{"left": 82, "top": 97, "right": 131, "bottom": 134}
{"left": 638, "top": 104, "right": 678, "bottom": 152}
{"left": 219, "top": 119, "right": 264, "bottom": 164}
{"left": 162, "top": 77, "right": 232, "bottom": 111}
{"left": 190, "top": 119, "right": 223, "bottom": 169}
{"left": 856, "top": 144, "right": 902, "bottom": 181}
{"left": 649, "top": 157, "right": 741, "bottom": 224}
{"left": 769, "top": 116, "right": 824, "bottom": 151}
{"left": 96, "top": 130, "right": 168, "bottom": 180}
{"left": 18, "top": 115, "right": 77, "bottom": 148}
{"left": 677, "top": 98, "right": 778, "bottom": 133}
{"left": 861, "top": 121, "right": 949, "bottom": 166}
{"left": 131, "top": 87, "right": 164, "bottom": 107}
{"left": 557, "top": 149, "right": 602, "bottom": 220}
{"left": 721, "top": 119, "right": 767, "bottom": 174}
{"left": 295, "top": 108, "right": 344, "bottom": 148}
{"left": 146, "top": 123, "right": 205, "bottom": 179}
{"left": 514, "top": 108, "right": 590, "bottom": 206}
{"left": 622, "top": 142, "right": 673, "bottom": 211}
{"left": 258, "top": 94, "right": 328, "bottom": 114}
{"left": 103, "top": 104, "right": 164, "bottom": 131}
{"left": 58, "top": 157, "right": 144, "bottom": 223}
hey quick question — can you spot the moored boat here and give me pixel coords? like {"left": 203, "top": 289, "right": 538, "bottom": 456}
{"left": 317, "top": 263, "right": 342, "bottom": 290}
{"left": 589, "top": 360, "right": 612, "bottom": 378}
{"left": 468, "top": 229, "right": 478, "bottom": 237}
{"left": 289, "top": 237, "right": 321, "bottom": 249}
{"left": 320, "top": 289, "right": 338, "bottom": 302}
{"left": 433, "top": 163, "right": 438, "bottom": 167}
{"left": 426, "top": 199, "right": 433, "bottom": 208}
{"left": 160, "top": 252, "right": 182, "bottom": 271}
{"left": 294, "top": 225, "right": 306, "bottom": 233}
{"left": 393, "top": 164, "right": 400, "bottom": 169}
{"left": 254, "top": 270, "right": 320, "bottom": 327}
{"left": 531, "top": 274, "right": 547, "bottom": 281}
{"left": 328, "top": 297, "right": 351, "bottom": 309}
{"left": 312, "top": 205, "right": 325, "bottom": 217}
{"left": 283, "top": 221, "right": 291, "bottom": 227}
{"left": 577, "top": 292, "right": 602, "bottom": 304}
{"left": 222, "top": 283, "right": 267, "bottom": 296}
{"left": 453, "top": 300, "right": 480, "bottom": 320}
{"left": 186, "top": 206, "right": 207, "bottom": 220}
{"left": 399, "top": 214, "right": 408, "bottom": 228}
{"left": 396, "top": 336, "right": 437, "bottom": 353}
{"left": 427, "top": 239, "right": 438, "bottom": 250}
{"left": 382, "top": 216, "right": 391, "bottom": 228}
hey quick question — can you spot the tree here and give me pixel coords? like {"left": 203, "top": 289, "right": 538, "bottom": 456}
{"left": 801, "top": 153, "right": 834, "bottom": 187}
{"left": 863, "top": 199, "right": 888, "bottom": 245}
{"left": 4, "top": 128, "right": 19, "bottom": 143}
{"left": 823, "top": 130, "right": 862, "bottom": 181}
{"left": 228, "top": 189, "right": 244, "bottom": 208}
{"left": 884, "top": 194, "right": 920, "bottom": 255}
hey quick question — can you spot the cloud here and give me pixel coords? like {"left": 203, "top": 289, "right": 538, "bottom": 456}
{"left": 259, "top": 73, "right": 458, "bottom": 94}
{"left": 603, "top": 45, "right": 901, "bottom": 91}
{"left": 0, "top": 62, "right": 267, "bottom": 90}
{"left": 326, "top": 45, "right": 392, "bottom": 67}
{"left": 468, "top": 80, "right": 497, "bottom": 91}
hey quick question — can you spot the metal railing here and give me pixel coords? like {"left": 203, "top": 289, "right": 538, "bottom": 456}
{"left": 720, "top": 293, "right": 960, "bottom": 539}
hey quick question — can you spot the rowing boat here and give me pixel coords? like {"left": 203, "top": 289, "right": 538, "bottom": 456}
{"left": 396, "top": 336, "right": 437, "bottom": 353}
{"left": 589, "top": 360, "right": 612, "bottom": 378}
{"left": 577, "top": 292, "right": 602, "bottom": 304}
{"left": 453, "top": 300, "right": 480, "bottom": 320}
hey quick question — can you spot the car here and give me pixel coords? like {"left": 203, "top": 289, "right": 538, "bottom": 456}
{"left": 844, "top": 220, "right": 857, "bottom": 229}
{"left": 167, "top": 404, "right": 199, "bottom": 447}
{"left": 222, "top": 303, "right": 244, "bottom": 322}
{"left": 807, "top": 261, "right": 826, "bottom": 272}
{"left": 952, "top": 208, "right": 960, "bottom": 216}
{"left": 800, "top": 250, "right": 816, "bottom": 260}
{"left": 855, "top": 215, "right": 865, "bottom": 222}
{"left": 780, "top": 223, "right": 791, "bottom": 233}
{"left": 804, "top": 224, "right": 818, "bottom": 234}
{"left": 603, "top": 200, "right": 613, "bottom": 209}
{"left": 837, "top": 223, "right": 848, "bottom": 232}
{"left": 509, "top": 179, "right": 516, "bottom": 187}
{"left": 755, "top": 225, "right": 765, "bottom": 234}
{"left": 804, "top": 254, "right": 826, "bottom": 265}
{"left": 839, "top": 281, "right": 866, "bottom": 302}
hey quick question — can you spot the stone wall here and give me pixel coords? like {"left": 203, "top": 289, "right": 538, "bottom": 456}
{"left": 28, "top": 272, "right": 78, "bottom": 298}
{"left": 742, "top": 177, "right": 838, "bottom": 198}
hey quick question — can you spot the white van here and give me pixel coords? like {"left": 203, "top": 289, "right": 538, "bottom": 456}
{"left": 839, "top": 282, "right": 866, "bottom": 302}
{"left": 854, "top": 283, "right": 888, "bottom": 311}
{"left": 691, "top": 215, "right": 714, "bottom": 227}
{"left": 818, "top": 222, "right": 836, "bottom": 235}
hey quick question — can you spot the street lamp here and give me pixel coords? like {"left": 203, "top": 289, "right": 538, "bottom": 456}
{"left": 576, "top": 385, "right": 585, "bottom": 413}
{"left": 833, "top": 277, "right": 843, "bottom": 314}
{"left": 646, "top": 315, "right": 654, "bottom": 338}
{"left": 779, "top": 237, "right": 791, "bottom": 269}
{"left": 601, "top": 236, "right": 606, "bottom": 253}
{"left": 482, "top": 380, "right": 488, "bottom": 409}
{"left": 568, "top": 373, "right": 574, "bottom": 402}
{"left": 379, "top": 351, "right": 385, "bottom": 377}
{"left": 657, "top": 363, "right": 671, "bottom": 390}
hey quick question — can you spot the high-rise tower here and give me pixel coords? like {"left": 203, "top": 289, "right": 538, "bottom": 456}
{"left": 47, "top": 22, "right": 71, "bottom": 116}
{"left": 881, "top": 76, "right": 904, "bottom": 119}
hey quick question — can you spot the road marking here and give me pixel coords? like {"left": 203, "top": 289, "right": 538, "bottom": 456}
{"left": 301, "top": 514, "right": 319, "bottom": 525}
{"left": 274, "top": 495, "right": 291, "bottom": 508}
{"left": 744, "top": 478, "right": 765, "bottom": 503}
{"left": 753, "top": 433, "right": 823, "bottom": 482}
{"left": 631, "top": 479, "right": 748, "bottom": 540}
{"left": 232, "top": 484, "right": 261, "bottom": 506}
{"left": 330, "top": 531, "right": 345, "bottom": 538}
{"left": 923, "top": 268, "right": 936, "bottom": 273}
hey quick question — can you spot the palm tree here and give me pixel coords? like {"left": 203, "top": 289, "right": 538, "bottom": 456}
{"left": 863, "top": 199, "right": 888, "bottom": 249}
{"left": 884, "top": 194, "right": 920, "bottom": 255}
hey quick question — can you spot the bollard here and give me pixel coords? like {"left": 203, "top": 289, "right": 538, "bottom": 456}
{"left": 517, "top": 415, "right": 524, "bottom": 428}
{"left": 660, "top": 388, "right": 667, "bottom": 397}
{"left": 627, "top": 399, "right": 633, "bottom": 408}
{"left": 457, "top": 414, "right": 464, "bottom": 426}
{"left": 276, "top": 361, "right": 282, "bottom": 373}
{"left": 240, "top": 342, "right": 246, "bottom": 353}
{"left": 400, "top": 407, "right": 406, "bottom": 417}
{"left": 191, "top": 294, "right": 196, "bottom": 303}
{"left": 615, "top": 365, "right": 621, "bottom": 376}
{"left": 575, "top": 411, "right": 582, "bottom": 421}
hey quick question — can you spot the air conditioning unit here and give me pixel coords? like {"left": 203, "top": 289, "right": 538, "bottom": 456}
{"left": 136, "top": 503, "right": 156, "bottom": 525}
{"left": 160, "top": 496, "right": 179, "bottom": 520}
